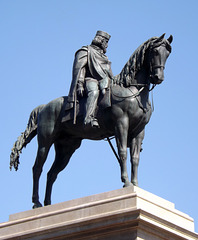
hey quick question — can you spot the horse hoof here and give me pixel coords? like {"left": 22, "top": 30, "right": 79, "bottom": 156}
{"left": 123, "top": 182, "right": 133, "bottom": 188}
{"left": 132, "top": 181, "right": 138, "bottom": 187}
{"left": 44, "top": 201, "right": 51, "bottom": 206}
{"left": 32, "top": 202, "right": 43, "bottom": 209}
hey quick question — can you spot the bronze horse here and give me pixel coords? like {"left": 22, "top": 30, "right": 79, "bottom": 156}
{"left": 10, "top": 34, "right": 172, "bottom": 208}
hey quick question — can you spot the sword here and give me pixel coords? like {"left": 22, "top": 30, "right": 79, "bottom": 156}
{"left": 73, "top": 91, "right": 77, "bottom": 124}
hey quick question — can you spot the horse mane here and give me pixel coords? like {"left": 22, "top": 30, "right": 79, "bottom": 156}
{"left": 113, "top": 37, "right": 158, "bottom": 87}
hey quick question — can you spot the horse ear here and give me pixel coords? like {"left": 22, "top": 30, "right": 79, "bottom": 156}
{"left": 158, "top": 33, "right": 166, "bottom": 41}
{"left": 167, "top": 35, "right": 173, "bottom": 44}
{"left": 153, "top": 33, "right": 165, "bottom": 43}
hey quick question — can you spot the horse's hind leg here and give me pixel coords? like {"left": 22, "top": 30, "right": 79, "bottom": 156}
{"left": 32, "top": 143, "right": 51, "bottom": 208}
{"left": 44, "top": 138, "right": 82, "bottom": 206}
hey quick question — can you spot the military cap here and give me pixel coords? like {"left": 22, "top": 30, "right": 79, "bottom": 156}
{"left": 96, "top": 30, "right": 111, "bottom": 40}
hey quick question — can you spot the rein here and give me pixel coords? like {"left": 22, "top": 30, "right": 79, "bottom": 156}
{"left": 130, "top": 83, "right": 156, "bottom": 92}
{"left": 128, "top": 85, "right": 145, "bottom": 98}
{"left": 129, "top": 83, "right": 156, "bottom": 112}
{"left": 112, "top": 83, "right": 156, "bottom": 99}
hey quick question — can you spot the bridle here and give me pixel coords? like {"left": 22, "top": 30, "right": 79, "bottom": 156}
{"left": 149, "top": 41, "right": 170, "bottom": 76}
{"left": 152, "top": 65, "right": 165, "bottom": 70}
{"left": 130, "top": 45, "right": 167, "bottom": 93}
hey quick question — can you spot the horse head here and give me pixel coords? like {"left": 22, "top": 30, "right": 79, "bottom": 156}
{"left": 148, "top": 34, "right": 173, "bottom": 85}
{"left": 114, "top": 34, "right": 173, "bottom": 88}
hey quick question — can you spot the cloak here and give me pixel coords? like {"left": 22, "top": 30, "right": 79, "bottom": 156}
{"left": 66, "top": 45, "right": 113, "bottom": 107}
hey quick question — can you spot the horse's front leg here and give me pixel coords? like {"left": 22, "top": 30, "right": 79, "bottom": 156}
{"left": 129, "top": 129, "right": 145, "bottom": 186}
{"left": 115, "top": 117, "right": 132, "bottom": 188}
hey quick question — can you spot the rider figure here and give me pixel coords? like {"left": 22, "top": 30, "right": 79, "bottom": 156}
{"left": 66, "top": 30, "right": 113, "bottom": 128}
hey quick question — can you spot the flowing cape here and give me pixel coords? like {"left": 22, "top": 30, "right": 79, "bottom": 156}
{"left": 67, "top": 45, "right": 113, "bottom": 105}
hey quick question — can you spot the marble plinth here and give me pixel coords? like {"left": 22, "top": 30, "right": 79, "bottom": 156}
{"left": 0, "top": 186, "right": 197, "bottom": 239}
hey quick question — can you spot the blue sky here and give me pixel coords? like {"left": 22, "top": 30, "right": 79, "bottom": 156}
{"left": 1, "top": 0, "right": 198, "bottom": 232}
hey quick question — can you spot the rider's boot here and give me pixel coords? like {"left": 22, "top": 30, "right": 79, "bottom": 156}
{"left": 84, "top": 89, "right": 100, "bottom": 128}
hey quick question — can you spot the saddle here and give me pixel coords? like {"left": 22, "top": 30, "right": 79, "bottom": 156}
{"left": 61, "top": 85, "right": 151, "bottom": 123}
{"left": 61, "top": 89, "right": 111, "bottom": 123}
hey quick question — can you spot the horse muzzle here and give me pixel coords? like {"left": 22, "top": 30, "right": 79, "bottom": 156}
{"left": 150, "top": 74, "right": 164, "bottom": 84}
{"left": 150, "top": 67, "right": 164, "bottom": 84}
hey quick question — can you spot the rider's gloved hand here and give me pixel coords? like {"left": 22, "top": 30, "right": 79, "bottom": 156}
{"left": 77, "top": 83, "right": 84, "bottom": 97}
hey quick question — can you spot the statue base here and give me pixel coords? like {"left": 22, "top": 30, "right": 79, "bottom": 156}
{"left": 0, "top": 186, "right": 197, "bottom": 239}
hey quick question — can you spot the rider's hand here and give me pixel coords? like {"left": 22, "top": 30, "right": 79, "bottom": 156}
{"left": 77, "top": 86, "right": 84, "bottom": 97}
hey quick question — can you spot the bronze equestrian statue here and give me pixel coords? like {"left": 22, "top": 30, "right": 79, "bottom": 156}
{"left": 10, "top": 33, "right": 173, "bottom": 209}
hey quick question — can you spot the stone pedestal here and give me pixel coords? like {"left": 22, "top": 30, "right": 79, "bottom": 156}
{"left": 0, "top": 186, "right": 197, "bottom": 239}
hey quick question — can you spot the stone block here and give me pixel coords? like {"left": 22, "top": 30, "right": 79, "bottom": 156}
{"left": 0, "top": 186, "right": 197, "bottom": 239}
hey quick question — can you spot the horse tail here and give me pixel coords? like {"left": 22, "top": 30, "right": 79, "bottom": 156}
{"left": 10, "top": 104, "right": 45, "bottom": 171}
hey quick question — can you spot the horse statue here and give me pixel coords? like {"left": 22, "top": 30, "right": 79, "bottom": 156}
{"left": 10, "top": 34, "right": 172, "bottom": 209}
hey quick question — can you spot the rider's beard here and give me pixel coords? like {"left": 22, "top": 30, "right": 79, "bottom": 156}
{"left": 92, "top": 39, "right": 107, "bottom": 53}
{"left": 102, "top": 45, "right": 107, "bottom": 53}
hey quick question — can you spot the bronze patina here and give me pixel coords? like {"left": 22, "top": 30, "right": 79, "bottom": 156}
{"left": 66, "top": 30, "right": 113, "bottom": 128}
{"left": 10, "top": 33, "right": 173, "bottom": 209}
